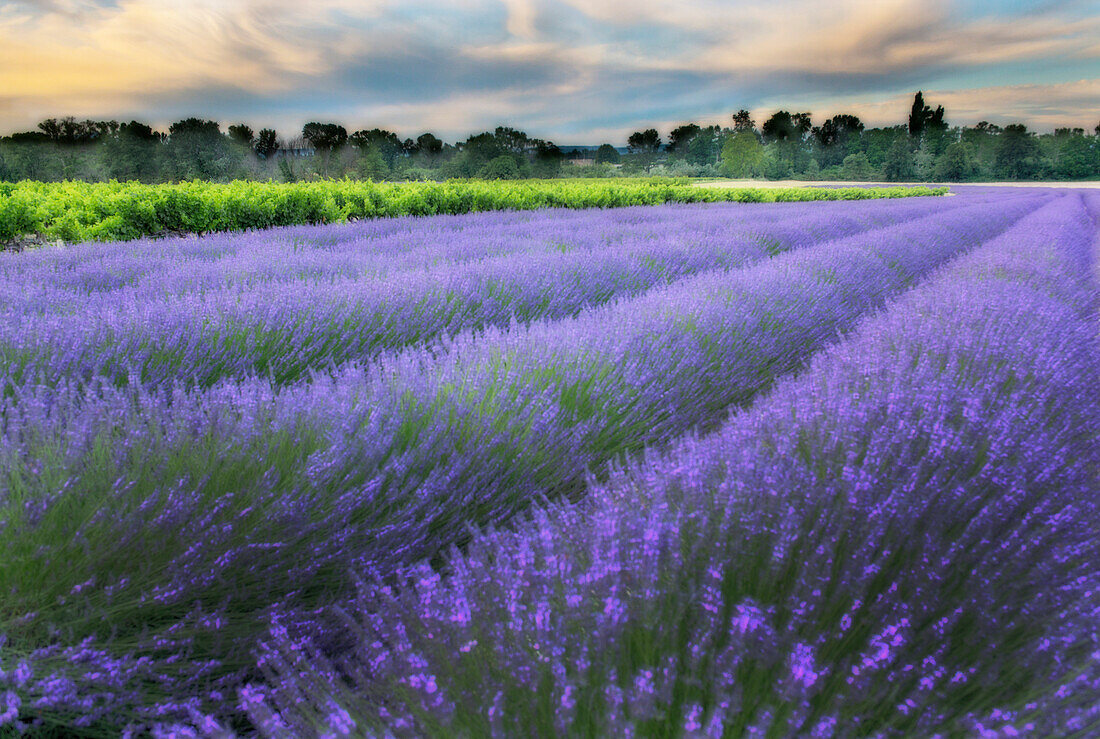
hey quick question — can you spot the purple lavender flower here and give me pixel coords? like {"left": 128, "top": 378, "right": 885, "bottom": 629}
{"left": 0, "top": 196, "right": 979, "bottom": 391}
{"left": 245, "top": 191, "right": 1100, "bottom": 736}
{"left": 3, "top": 188, "right": 1090, "bottom": 733}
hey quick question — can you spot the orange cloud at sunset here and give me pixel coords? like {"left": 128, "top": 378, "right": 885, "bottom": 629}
{"left": 1, "top": 0, "right": 1096, "bottom": 139}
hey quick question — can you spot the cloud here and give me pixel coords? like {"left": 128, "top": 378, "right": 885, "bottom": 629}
{"left": 764, "top": 78, "right": 1100, "bottom": 133}
{"left": 501, "top": 0, "right": 538, "bottom": 39}
{"left": 0, "top": 0, "right": 1096, "bottom": 139}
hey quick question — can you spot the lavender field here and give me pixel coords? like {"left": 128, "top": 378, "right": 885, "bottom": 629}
{"left": 1, "top": 187, "right": 1098, "bottom": 736}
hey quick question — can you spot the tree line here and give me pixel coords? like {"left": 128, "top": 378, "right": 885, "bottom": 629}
{"left": 631, "top": 93, "right": 1099, "bottom": 182}
{"left": 1, "top": 93, "right": 1097, "bottom": 183}
{"left": 0, "top": 118, "right": 570, "bottom": 183}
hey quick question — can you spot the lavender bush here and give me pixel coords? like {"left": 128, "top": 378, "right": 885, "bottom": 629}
{"left": 246, "top": 192, "right": 1099, "bottom": 737}
{"left": 0, "top": 196, "right": 984, "bottom": 391}
{"left": 2, "top": 188, "right": 1094, "bottom": 734}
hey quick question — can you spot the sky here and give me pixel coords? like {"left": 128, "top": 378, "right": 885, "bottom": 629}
{"left": 1, "top": 0, "right": 1097, "bottom": 143}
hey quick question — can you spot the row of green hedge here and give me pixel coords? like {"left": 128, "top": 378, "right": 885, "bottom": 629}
{"left": 0, "top": 179, "right": 948, "bottom": 244}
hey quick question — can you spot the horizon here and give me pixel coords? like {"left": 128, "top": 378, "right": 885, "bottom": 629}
{"left": 2, "top": 0, "right": 1097, "bottom": 143}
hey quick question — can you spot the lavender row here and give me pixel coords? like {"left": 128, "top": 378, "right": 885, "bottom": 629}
{"left": 0, "top": 196, "right": 977, "bottom": 308}
{"left": 0, "top": 194, "right": 1043, "bottom": 729}
{"left": 0, "top": 196, "right": 978, "bottom": 390}
{"left": 254, "top": 193, "right": 1100, "bottom": 737}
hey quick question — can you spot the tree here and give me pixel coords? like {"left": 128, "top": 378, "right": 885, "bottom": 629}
{"left": 761, "top": 111, "right": 810, "bottom": 144}
{"left": 841, "top": 152, "right": 874, "bottom": 181}
{"left": 228, "top": 124, "right": 254, "bottom": 148}
{"left": 458, "top": 127, "right": 532, "bottom": 171}
{"left": 302, "top": 123, "right": 348, "bottom": 151}
{"left": 120, "top": 121, "right": 159, "bottom": 142}
{"left": 933, "top": 141, "right": 977, "bottom": 181}
{"left": 415, "top": 133, "right": 443, "bottom": 159}
{"left": 720, "top": 131, "right": 764, "bottom": 177}
{"left": 36, "top": 118, "right": 64, "bottom": 144}
{"left": 594, "top": 144, "right": 620, "bottom": 164}
{"left": 927, "top": 106, "right": 946, "bottom": 133}
{"left": 814, "top": 115, "right": 863, "bottom": 147}
{"left": 478, "top": 155, "right": 519, "bottom": 179}
{"left": 1053, "top": 131, "right": 1096, "bottom": 180}
{"left": 626, "top": 129, "right": 661, "bottom": 154}
{"left": 908, "top": 91, "right": 928, "bottom": 137}
{"left": 349, "top": 129, "right": 404, "bottom": 167}
{"left": 961, "top": 122, "right": 1001, "bottom": 177}
{"left": 7, "top": 131, "right": 50, "bottom": 145}
{"left": 882, "top": 135, "right": 915, "bottom": 181}
{"left": 165, "top": 118, "right": 232, "bottom": 180}
{"left": 37, "top": 117, "right": 109, "bottom": 146}
{"left": 686, "top": 126, "right": 722, "bottom": 166}
{"left": 445, "top": 128, "right": 531, "bottom": 178}
{"left": 759, "top": 143, "right": 791, "bottom": 179}
{"left": 356, "top": 147, "right": 389, "bottom": 180}
{"left": 302, "top": 123, "right": 347, "bottom": 177}
{"left": 915, "top": 140, "right": 937, "bottom": 180}
{"left": 169, "top": 118, "right": 222, "bottom": 139}
{"left": 0, "top": 140, "right": 57, "bottom": 181}
{"left": 493, "top": 126, "right": 532, "bottom": 157}
{"left": 531, "top": 140, "right": 563, "bottom": 177}
{"left": 731, "top": 109, "right": 755, "bottom": 134}
{"left": 813, "top": 114, "right": 864, "bottom": 167}
{"left": 792, "top": 113, "right": 813, "bottom": 137}
{"left": 626, "top": 128, "right": 662, "bottom": 169}
{"left": 760, "top": 112, "right": 811, "bottom": 176}
{"left": 995, "top": 124, "right": 1040, "bottom": 179}
{"left": 667, "top": 124, "right": 702, "bottom": 154}
{"left": 459, "top": 132, "right": 505, "bottom": 172}
{"left": 255, "top": 128, "right": 278, "bottom": 159}
{"left": 908, "top": 91, "right": 946, "bottom": 139}
{"left": 99, "top": 120, "right": 162, "bottom": 181}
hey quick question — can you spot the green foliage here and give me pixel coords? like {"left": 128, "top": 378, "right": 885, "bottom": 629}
{"left": 0, "top": 179, "right": 945, "bottom": 244}
{"left": 684, "top": 126, "right": 723, "bottom": 166}
{"left": 840, "top": 152, "right": 874, "bottom": 181}
{"left": 761, "top": 111, "right": 812, "bottom": 144}
{"left": 813, "top": 115, "right": 865, "bottom": 168}
{"left": 227, "top": 124, "right": 254, "bottom": 147}
{"left": 1053, "top": 134, "right": 1097, "bottom": 180}
{"left": 915, "top": 140, "right": 938, "bottom": 181}
{"left": 278, "top": 159, "right": 297, "bottom": 183}
{"left": 627, "top": 129, "right": 661, "bottom": 154}
{"left": 6, "top": 95, "right": 1100, "bottom": 191}
{"left": 995, "top": 125, "right": 1041, "bottom": 180}
{"left": 164, "top": 119, "right": 233, "bottom": 181}
{"left": 594, "top": 144, "right": 620, "bottom": 164}
{"left": 255, "top": 129, "right": 278, "bottom": 159}
{"left": 882, "top": 136, "right": 916, "bottom": 181}
{"left": 933, "top": 142, "right": 978, "bottom": 181}
{"left": 349, "top": 129, "right": 404, "bottom": 167}
{"left": 301, "top": 122, "right": 348, "bottom": 151}
{"left": 759, "top": 143, "right": 791, "bottom": 180}
{"left": 478, "top": 156, "right": 520, "bottom": 180}
{"left": 98, "top": 131, "right": 160, "bottom": 182}
{"left": 355, "top": 148, "right": 390, "bottom": 181}
{"left": 0, "top": 189, "right": 36, "bottom": 240}
{"left": 649, "top": 161, "right": 723, "bottom": 178}
{"left": 908, "top": 91, "right": 947, "bottom": 138}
